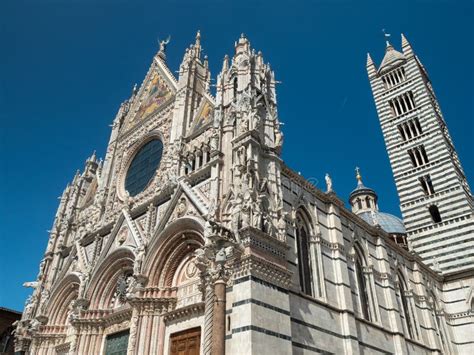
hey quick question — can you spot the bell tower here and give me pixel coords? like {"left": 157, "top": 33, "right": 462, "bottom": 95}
{"left": 367, "top": 34, "right": 474, "bottom": 273}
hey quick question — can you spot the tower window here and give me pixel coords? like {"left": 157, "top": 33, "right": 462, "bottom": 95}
{"left": 365, "top": 197, "right": 371, "bottom": 208}
{"left": 429, "top": 205, "right": 442, "bottom": 223}
{"left": 389, "top": 91, "right": 416, "bottom": 116}
{"left": 382, "top": 67, "right": 406, "bottom": 89}
{"left": 398, "top": 118, "right": 422, "bottom": 142}
{"left": 419, "top": 175, "right": 435, "bottom": 195}
{"left": 357, "top": 198, "right": 362, "bottom": 210}
{"left": 408, "top": 145, "right": 429, "bottom": 167}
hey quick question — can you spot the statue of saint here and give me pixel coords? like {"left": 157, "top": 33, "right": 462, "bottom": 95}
{"left": 325, "top": 173, "right": 333, "bottom": 193}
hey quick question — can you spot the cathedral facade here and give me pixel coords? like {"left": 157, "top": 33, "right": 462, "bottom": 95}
{"left": 15, "top": 33, "right": 474, "bottom": 354}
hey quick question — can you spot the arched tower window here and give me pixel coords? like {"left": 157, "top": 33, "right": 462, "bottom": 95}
{"left": 357, "top": 198, "right": 362, "bottom": 210}
{"left": 365, "top": 196, "right": 371, "bottom": 208}
{"left": 296, "top": 212, "right": 312, "bottom": 296}
{"left": 429, "top": 205, "right": 442, "bottom": 223}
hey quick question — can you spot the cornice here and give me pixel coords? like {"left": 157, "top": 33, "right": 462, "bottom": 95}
{"left": 163, "top": 302, "right": 204, "bottom": 324}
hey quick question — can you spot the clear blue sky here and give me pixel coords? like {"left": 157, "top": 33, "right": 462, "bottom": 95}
{"left": 1, "top": 0, "right": 473, "bottom": 312}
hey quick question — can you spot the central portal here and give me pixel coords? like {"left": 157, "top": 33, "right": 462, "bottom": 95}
{"left": 169, "top": 327, "right": 201, "bottom": 355}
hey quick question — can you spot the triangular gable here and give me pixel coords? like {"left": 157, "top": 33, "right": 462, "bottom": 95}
{"left": 125, "top": 58, "right": 177, "bottom": 131}
{"left": 189, "top": 97, "right": 214, "bottom": 135}
{"left": 95, "top": 209, "right": 143, "bottom": 266}
{"left": 152, "top": 179, "right": 209, "bottom": 238}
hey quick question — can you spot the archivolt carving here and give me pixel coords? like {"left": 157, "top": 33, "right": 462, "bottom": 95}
{"left": 45, "top": 274, "right": 80, "bottom": 326}
{"left": 87, "top": 249, "right": 135, "bottom": 309}
{"left": 143, "top": 217, "right": 205, "bottom": 282}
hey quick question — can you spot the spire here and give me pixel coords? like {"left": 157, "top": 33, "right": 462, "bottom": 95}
{"left": 222, "top": 54, "right": 229, "bottom": 72}
{"left": 87, "top": 150, "right": 97, "bottom": 164}
{"left": 366, "top": 53, "right": 377, "bottom": 78}
{"left": 235, "top": 33, "right": 250, "bottom": 55}
{"left": 194, "top": 30, "right": 202, "bottom": 59}
{"left": 401, "top": 33, "right": 414, "bottom": 56}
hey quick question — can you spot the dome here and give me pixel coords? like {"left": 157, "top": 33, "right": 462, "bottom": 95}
{"left": 357, "top": 211, "right": 406, "bottom": 235}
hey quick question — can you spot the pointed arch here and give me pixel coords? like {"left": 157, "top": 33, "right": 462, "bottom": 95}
{"left": 295, "top": 207, "right": 313, "bottom": 296}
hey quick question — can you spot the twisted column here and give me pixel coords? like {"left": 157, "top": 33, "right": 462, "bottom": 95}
{"left": 203, "top": 283, "right": 214, "bottom": 355}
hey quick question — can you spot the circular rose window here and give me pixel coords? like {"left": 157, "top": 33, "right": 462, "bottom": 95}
{"left": 125, "top": 139, "right": 163, "bottom": 196}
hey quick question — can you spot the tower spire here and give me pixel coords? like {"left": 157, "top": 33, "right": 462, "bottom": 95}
{"left": 366, "top": 53, "right": 377, "bottom": 78}
{"left": 401, "top": 33, "right": 414, "bottom": 56}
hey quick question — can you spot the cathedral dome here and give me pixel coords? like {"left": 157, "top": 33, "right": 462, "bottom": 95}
{"left": 357, "top": 211, "right": 407, "bottom": 235}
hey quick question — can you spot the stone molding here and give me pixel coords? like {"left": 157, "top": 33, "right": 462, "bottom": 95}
{"left": 232, "top": 254, "right": 292, "bottom": 289}
{"left": 163, "top": 302, "right": 205, "bottom": 324}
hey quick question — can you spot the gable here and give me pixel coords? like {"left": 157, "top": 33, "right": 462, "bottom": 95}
{"left": 96, "top": 210, "right": 144, "bottom": 266}
{"left": 124, "top": 60, "right": 177, "bottom": 131}
{"left": 152, "top": 179, "right": 209, "bottom": 238}
{"left": 189, "top": 98, "right": 214, "bottom": 135}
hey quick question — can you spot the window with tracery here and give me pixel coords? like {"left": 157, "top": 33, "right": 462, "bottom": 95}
{"left": 354, "top": 249, "right": 370, "bottom": 321}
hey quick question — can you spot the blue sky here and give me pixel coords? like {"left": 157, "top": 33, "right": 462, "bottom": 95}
{"left": 1, "top": 0, "right": 473, "bottom": 311}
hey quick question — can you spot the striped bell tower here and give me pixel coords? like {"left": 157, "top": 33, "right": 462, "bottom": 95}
{"left": 367, "top": 34, "right": 474, "bottom": 273}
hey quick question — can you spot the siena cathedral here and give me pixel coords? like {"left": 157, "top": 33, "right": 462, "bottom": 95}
{"left": 15, "top": 33, "right": 474, "bottom": 355}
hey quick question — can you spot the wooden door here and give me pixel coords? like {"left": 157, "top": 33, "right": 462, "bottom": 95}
{"left": 169, "top": 327, "right": 201, "bottom": 355}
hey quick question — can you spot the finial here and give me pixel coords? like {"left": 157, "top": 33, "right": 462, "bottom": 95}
{"left": 194, "top": 30, "right": 202, "bottom": 59}
{"left": 382, "top": 29, "right": 392, "bottom": 48}
{"left": 88, "top": 150, "right": 97, "bottom": 163}
{"left": 132, "top": 83, "right": 138, "bottom": 96}
{"left": 355, "top": 166, "right": 363, "bottom": 185}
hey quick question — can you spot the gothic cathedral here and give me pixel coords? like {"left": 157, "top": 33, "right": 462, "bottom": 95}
{"left": 15, "top": 33, "right": 474, "bottom": 354}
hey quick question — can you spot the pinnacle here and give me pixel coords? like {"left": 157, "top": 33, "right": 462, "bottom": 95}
{"left": 367, "top": 53, "right": 375, "bottom": 67}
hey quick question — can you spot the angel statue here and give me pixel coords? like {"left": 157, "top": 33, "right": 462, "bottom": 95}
{"left": 158, "top": 36, "right": 171, "bottom": 58}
